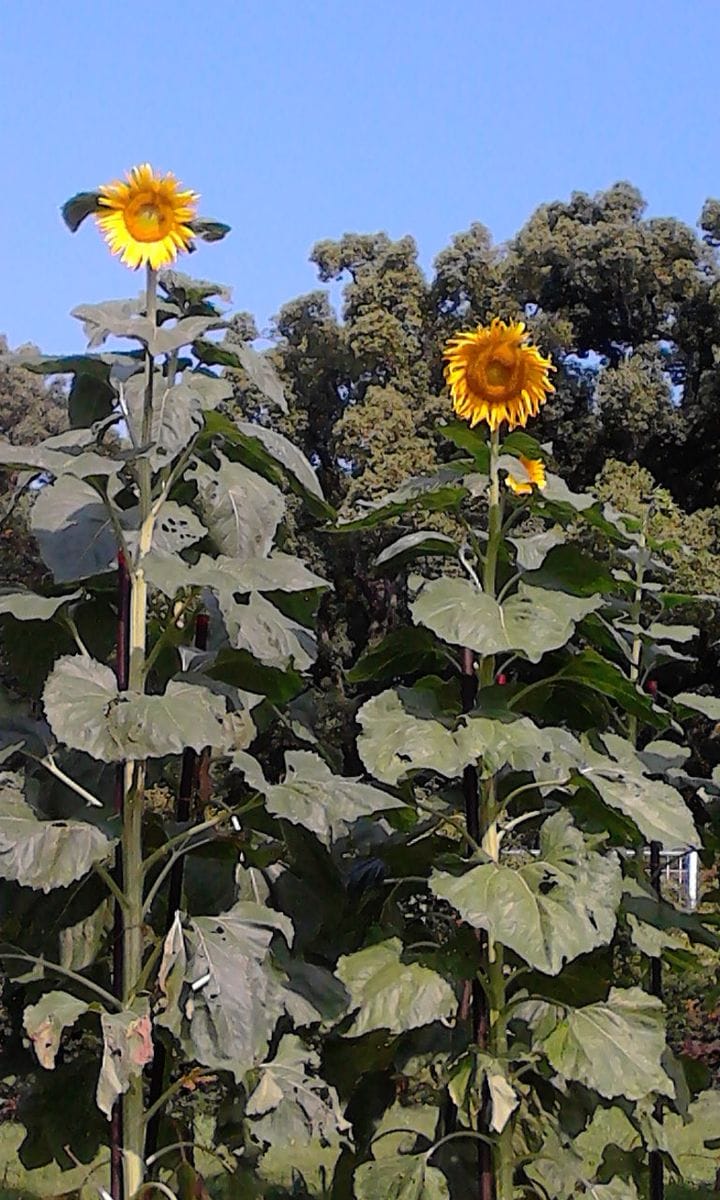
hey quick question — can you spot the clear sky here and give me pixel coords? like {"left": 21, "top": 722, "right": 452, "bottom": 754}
{"left": 1, "top": 0, "right": 718, "bottom": 353}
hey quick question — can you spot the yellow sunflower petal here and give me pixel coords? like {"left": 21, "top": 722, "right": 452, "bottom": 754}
{"left": 505, "top": 455, "right": 547, "bottom": 496}
{"left": 443, "top": 318, "right": 555, "bottom": 432}
{"left": 95, "top": 163, "right": 199, "bottom": 271}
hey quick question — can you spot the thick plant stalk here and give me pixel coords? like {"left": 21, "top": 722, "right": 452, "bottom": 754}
{"left": 628, "top": 524, "right": 664, "bottom": 1200}
{"left": 479, "top": 427, "right": 513, "bottom": 1200}
{"left": 122, "top": 265, "right": 159, "bottom": 1200}
{"left": 145, "top": 612, "right": 209, "bottom": 1163}
{"left": 111, "top": 550, "right": 131, "bottom": 1200}
{"left": 460, "top": 647, "right": 493, "bottom": 1200}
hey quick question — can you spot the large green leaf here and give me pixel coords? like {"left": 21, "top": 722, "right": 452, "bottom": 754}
{"left": 0, "top": 434, "right": 120, "bottom": 480}
{"left": 225, "top": 592, "right": 317, "bottom": 671}
{"left": 31, "top": 475, "right": 120, "bottom": 582}
{"left": 335, "top": 938, "right": 456, "bottom": 1036}
{"left": 235, "top": 421, "right": 323, "bottom": 499}
{"left": 551, "top": 649, "right": 666, "bottom": 729}
{"left": 191, "top": 452, "right": 285, "bottom": 560}
{"left": 43, "top": 655, "right": 231, "bottom": 761}
{"left": 158, "top": 902, "right": 293, "bottom": 1081}
{"left": 438, "top": 419, "right": 490, "bottom": 469}
{"left": 206, "top": 647, "right": 304, "bottom": 703}
{"left": 150, "top": 502, "right": 207, "bottom": 554}
{"left": 0, "top": 589, "right": 82, "bottom": 621}
{"left": 356, "top": 689, "right": 556, "bottom": 785}
{"left": 508, "top": 529, "right": 566, "bottom": 570}
{"left": 144, "top": 548, "right": 327, "bottom": 600}
{"left": 123, "top": 372, "right": 203, "bottom": 467}
{"left": 348, "top": 628, "right": 452, "bottom": 684}
{"left": 356, "top": 690, "right": 466, "bottom": 784}
{"left": 674, "top": 691, "right": 720, "bottom": 720}
{"left": 233, "top": 343, "right": 288, "bottom": 413}
{"left": 355, "top": 1155, "right": 449, "bottom": 1200}
{"left": 23, "top": 991, "right": 89, "bottom": 1069}
{"left": 233, "top": 749, "right": 403, "bottom": 844}
{"left": 172, "top": 369, "right": 233, "bottom": 410}
{"left": 411, "top": 577, "right": 600, "bottom": 662}
{"left": 524, "top": 543, "right": 617, "bottom": 597}
{"left": 583, "top": 735, "right": 699, "bottom": 849}
{"left": 664, "top": 1090, "right": 720, "bottom": 1184}
{"left": 0, "top": 771, "right": 112, "bottom": 891}
{"left": 374, "top": 530, "right": 458, "bottom": 570}
{"left": 336, "top": 468, "right": 468, "bottom": 532}
{"left": 542, "top": 986, "right": 671, "bottom": 1100}
{"left": 432, "top": 812, "right": 621, "bottom": 974}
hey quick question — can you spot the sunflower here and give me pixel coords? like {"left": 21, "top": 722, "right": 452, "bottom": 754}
{"left": 95, "top": 163, "right": 198, "bottom": 270}
{"left": 443, "top": 318, "right": 555, "bottom": 431}
{"left": 505, "top": 455, "right": 547, "bottom": 496}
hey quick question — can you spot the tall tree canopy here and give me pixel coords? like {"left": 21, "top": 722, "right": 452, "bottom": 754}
{"left": 219, "top": 183, "right": 720, "bottom": 686}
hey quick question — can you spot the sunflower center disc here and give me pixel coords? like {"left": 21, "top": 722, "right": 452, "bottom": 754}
{"left": 485, "top": 358, "right": 513, "bottom": 387}
{"left": 125, "top": 193, "right": 174, "bottom": 242}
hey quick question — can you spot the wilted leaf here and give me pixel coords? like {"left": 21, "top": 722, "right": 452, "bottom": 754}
{"left": 59, "top": 900, "right": 113, "bottom": 971}
{"left": 542, "top": 986, "right": 671, "bottom": 1100}
{"left": 161, "top": 903, "right": 293, "bottom": 1081}
{"left": 449, "top": 1050, "right": 519, "bottom": 1133}
{"left": 23, "top": 991, "right": 89, "bottom": 1069}
{"left": 336, "top": 938, "right": 456, "bottom": 1036}
{"left": 432, "top": 812, "right": 621, "bottom": 974}
{"left": 96, "top": 999, "right": 153, "bottom": 1118}
{"left": 246, "top": 1034, "right": 349, "bottom": 1149}
{"left": 188, "top": 218, "right": 232, "bottom": 244}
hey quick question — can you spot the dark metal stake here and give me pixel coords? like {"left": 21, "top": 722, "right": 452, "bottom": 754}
{"left": 145, "top": 612, "right": 209, "bottom": 1163}
{"left": 461, "top": 648, "right": 494, "bottom": 1200}
{"left": 111, "top": 550, "right": 131, "bottom": 1200}
{"left": 649, "top": 839, "right": 664, "bottom": 1200}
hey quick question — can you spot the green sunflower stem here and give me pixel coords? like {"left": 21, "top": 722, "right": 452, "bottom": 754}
{"left": 121, "top": 262, "right": 158, "bottom": 1199}
{"left": 476, "top": 426, "right": 513, "bottom": 1197}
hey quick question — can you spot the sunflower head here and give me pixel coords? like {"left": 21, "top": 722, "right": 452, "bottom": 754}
{"left": 505, "top": 454, "right": 547, "bottom": 496}
{"left": 443, "top": 318, "right": 555, "bottom": 432}
{"left": 95, "top": 163, "right": 199, "bottom": 270}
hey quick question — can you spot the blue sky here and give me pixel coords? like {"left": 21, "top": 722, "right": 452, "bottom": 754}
{"left": 1, "top": 0, "right": 718, "bottom": 353}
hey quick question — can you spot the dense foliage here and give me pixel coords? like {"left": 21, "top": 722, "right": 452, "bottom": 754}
{"left": 0, "top": 182, "right": 719, "bottom": 1200}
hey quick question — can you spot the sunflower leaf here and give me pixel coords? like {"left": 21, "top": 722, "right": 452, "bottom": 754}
{"left": 188, "top": 218, "right": 232, "bottom": 244}
{"left": 61, "top": 191, "right": 102, "bottom": 233}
